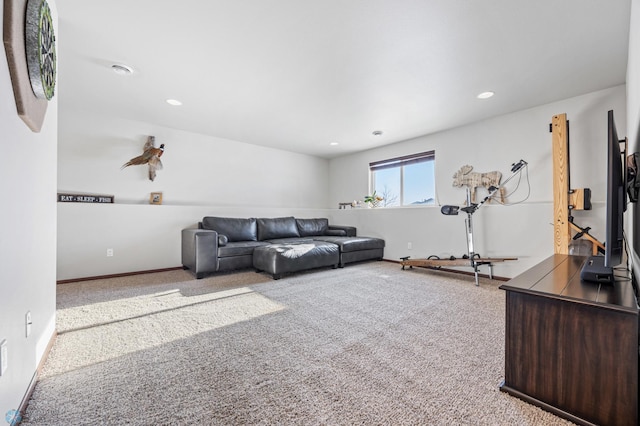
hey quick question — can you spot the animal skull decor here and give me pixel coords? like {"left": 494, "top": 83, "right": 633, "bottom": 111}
{"left": 452, "top": 164, "right": 504, "bottom": 204}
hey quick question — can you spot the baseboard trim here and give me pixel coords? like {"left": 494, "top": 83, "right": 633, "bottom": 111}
{"left": 57, "top": 267, "right": 185, "bottom": 284}
{"left": 383, "top": 259, "right": 510, "bottom": 282}
{"left": 57, "top": 261, "right": 509, "bottom": 284}
{"left": 18, "top": 330, "right": 57, "bottom": 419}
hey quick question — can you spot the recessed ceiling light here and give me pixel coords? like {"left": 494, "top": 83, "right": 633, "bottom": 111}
{"left": 477, "top": 91, "right": 495, "bottom": 99}
{"left": 330, "top": 142, "right": 339, "bottom": 146}
{"left": 111, "top": 64, "right": 133, "bottom": 75}
{"left": 372, "top": 130, "right": 383, "bottom": 136}
{"left": 166, "top": 99, "right": 182, "bottom": 106}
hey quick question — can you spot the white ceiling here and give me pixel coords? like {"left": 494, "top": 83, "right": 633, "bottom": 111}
{"left": 55, "top": 0, "right": 631, "bottom": 158}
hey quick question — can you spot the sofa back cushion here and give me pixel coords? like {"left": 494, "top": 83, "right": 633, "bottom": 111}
{"left": 202, "top": 217, "right": 257, "bottom": 242}
{"left": 296, "top": 218, "right": 329, "bottom": 236}
{"left": 257, "top": 217, "right": 300, "bottom": 240}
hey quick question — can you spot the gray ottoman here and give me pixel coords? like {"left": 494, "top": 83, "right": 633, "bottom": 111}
{"left": 253, "top": 242, "right": 339, "bottom": 279}
{"left": 312, "top": 236, "right": 385, "bottom": 266}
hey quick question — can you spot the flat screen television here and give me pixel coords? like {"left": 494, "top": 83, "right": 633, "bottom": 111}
{"left": 580, "top": 109, "right": 626, "bottom": 284}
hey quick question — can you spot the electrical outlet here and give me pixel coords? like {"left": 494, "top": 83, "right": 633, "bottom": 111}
{"left": 106, "top": 248, "right": 114, "bottom": 257}
{"left": 25, "top": 311, "right": 32, "bottom": 337}
{"left": 407, "top": 242, "right": 412, "bottom": 250}
{"left": 0, "top": 339, "right": 7, "bottom": 376}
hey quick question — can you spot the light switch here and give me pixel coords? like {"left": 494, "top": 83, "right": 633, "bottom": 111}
{"left": 0, "top": 339, "right": 7, "bottom": 376}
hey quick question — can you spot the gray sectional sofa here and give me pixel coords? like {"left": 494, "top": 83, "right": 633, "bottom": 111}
{"left": 181, "top": 216, "right": 385, "bottom": 279}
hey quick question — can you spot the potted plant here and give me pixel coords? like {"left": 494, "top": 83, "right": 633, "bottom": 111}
{"left": 364, "top": 191, "right": 383, "bottom": 208}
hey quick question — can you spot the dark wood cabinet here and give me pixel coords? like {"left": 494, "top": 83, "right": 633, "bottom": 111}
{"left": 500, "top": 255, "right": 638, "bottom": 426}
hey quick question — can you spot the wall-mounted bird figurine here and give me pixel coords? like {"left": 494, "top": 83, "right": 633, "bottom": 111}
{"left": 121, "top": 136, "right": 165, "bottom": 181}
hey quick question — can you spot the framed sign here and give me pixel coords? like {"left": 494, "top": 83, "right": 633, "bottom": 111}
{"left": 58, "top": 193, "right": 114, "bottom": 203}
{"left": 150, "top": 192, "right": 163, "bottom": 205}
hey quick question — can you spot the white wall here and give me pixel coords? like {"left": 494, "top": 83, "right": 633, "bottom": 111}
{"left": 328, "top": 86, "right": 626, "bottom": 277}
{"left": 628, "top": 0, "right": 640, "bottom": 282}
{"left": 629, "top": 0, "right": 640, "bottom": 163}
{"left": 57, "top": 111, "right": 331, "bottom": 280}
{"left": 0, "top": 4, "right": 58, "bottom": 419}
{"left": 58, "top": 86, "right": 626, "bottom": 281}
{"left": 57, "top": 204, "right": 328, "bottom": 280}
{"left": 56, "top": 35, "right": 630, "bottom": 284}
{"left": 58, "top": 111, "right": 329, "bottom": 207}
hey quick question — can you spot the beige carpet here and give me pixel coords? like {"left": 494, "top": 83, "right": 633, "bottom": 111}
{"left": 21, "top": 262, "right": 573, "bottom": 425}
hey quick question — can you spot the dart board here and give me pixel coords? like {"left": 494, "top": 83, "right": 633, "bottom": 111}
{"left": 25, "top": 0, "right": 56, "bottom": 100}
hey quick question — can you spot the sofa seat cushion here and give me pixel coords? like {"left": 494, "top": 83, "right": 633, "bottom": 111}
{"left": 257, "top": 217, "right": 300, "bottom": 240}
{"left": 218, "top": 241, "right": 271, "bottom": 258}
{"left": 312, "top": 236, "right": 385, "bottom": 252}
{"left": 202, "top": 217, "right": 257, "bottom": 242}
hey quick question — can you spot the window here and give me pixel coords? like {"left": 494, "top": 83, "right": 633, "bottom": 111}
{"left": 369, "top": 151, "right": 435, "bottom": 207}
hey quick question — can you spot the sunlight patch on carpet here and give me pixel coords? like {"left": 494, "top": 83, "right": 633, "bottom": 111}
{"left": 57, "top": 286, "right": 259, "bottom": 333}
{"left": 45, "top": 289, "right": 285, "bottom": 377}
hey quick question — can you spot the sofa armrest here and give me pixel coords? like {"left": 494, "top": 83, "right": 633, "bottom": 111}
{"left": 328, "top": 225, "right": 356, "bottom": 237}
{"left": 181, "top": 229, "right": 219, "bottom": 278}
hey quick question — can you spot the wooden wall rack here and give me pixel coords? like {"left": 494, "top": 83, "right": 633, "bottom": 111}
{"left": 552, "top": 113, "right": 604, "bottom": 255}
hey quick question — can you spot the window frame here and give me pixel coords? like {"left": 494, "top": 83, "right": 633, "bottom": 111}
{"left": 369, "top": 150, "right": 435, "bottom": 207}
